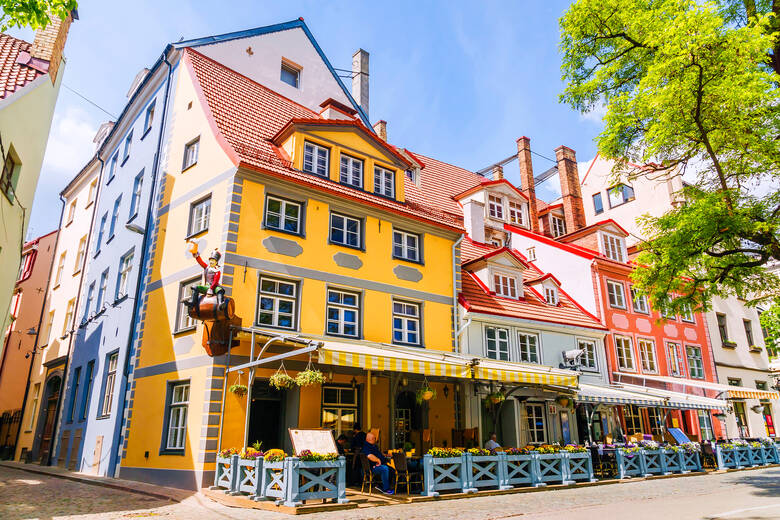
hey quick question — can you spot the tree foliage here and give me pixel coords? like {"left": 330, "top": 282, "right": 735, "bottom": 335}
{"left": 560, "top": 0, "right": 780, "bottom": 314}
{"left": 759, "top": 300, "right": 780, "bottom": 359}
{"left": 0, "top": 0, "right": 77, "bottom": 32}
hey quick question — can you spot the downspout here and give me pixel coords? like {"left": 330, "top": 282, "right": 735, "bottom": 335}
{"left": 452, "top": 234, "right": 464, "bottom": 353}
{"left": 47, "top": 156, "right": 105, "bottom": 466}
{"left": 110, "top": 50, "right": 174, "bottom": 477}
{"left": 13, "top": 199, "right": 64, "bottom": 459}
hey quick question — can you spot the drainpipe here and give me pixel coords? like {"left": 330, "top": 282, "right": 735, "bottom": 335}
{"left": 110, "top": 50, "right": 174, "bottom": 478}
{"left": 452, "top": 234, "right": 464, "bottom": 353}
{"left": 47, "top": 155, "right": 105, "bottom": 466}
{"left": 13, "top": 200, "right": 64, "bottom": 460}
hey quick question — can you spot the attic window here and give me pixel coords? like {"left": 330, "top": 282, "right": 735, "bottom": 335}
{"left": 602, "top": 232, "right": 626, "bottom": 263}
{"left": 488, "top": 195, "right": 504, "bottom": 220}
{"left": 280, "top": 60, "right": 301, "bottom": 88}
{"left": 508, "top": 201, "right": 526, "bottom": 227}
{"left": 493, "top": 272, "right": 519, "bottom": 299}
{"left": 551, "top": 215, "right": 566, "bottom": 237}
{"left": 544, "top": 287, "right": 558, "bottom": 306}
{"left": 526, "top": 247, "right": 536, "bottom": 261}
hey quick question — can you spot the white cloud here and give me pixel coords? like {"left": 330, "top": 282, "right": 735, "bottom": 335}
{"left": 579, "top": 103, "right": 607, "bottom": 125}
{"left": 41, "top": 105, "right": 99, "bottom": 175}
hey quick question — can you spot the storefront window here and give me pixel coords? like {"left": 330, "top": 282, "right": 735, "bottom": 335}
{"left": 624, "top": 405, "right": 643, "bottom": 435}
{"left": 762, "top": 402, "right": 776, "bottom": 436}
{"left": 732, "top": 401, "right": 749, "bottom": 437}
{"left": 525, "top": 403, "right": 547, "bottom": 444}
{"left": 647, "top": 408, "right": 664, "bottom": 437}
{"left": 697, "top": 410, "right": 714, "bottom": 441}
{"left": 321, "top": 386, "right": 358, "bottom": 437}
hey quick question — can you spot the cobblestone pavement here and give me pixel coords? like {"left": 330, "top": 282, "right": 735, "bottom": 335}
{"left": 1, "top": 465, "right": 779, "bottom": 519}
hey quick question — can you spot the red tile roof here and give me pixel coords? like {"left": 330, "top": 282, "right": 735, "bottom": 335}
{"left": 184, "top": 48, "right": 462, "bottom": 231}
{"left": 403, "top": 152, "right": 484, "bottom": 221}
{"left": 0, "top": 34, "right": 46, "bottom": 99}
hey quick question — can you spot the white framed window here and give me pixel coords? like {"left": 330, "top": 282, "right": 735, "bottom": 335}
{"left": 116, "top": 250, "right": 133, "bottom": 299}
{"left": 96, "top": 270, "right": 109, "bottom": 312}
{"left": 630, "top": 286, "right": 649, "bottom": 314}
{"left": 143, "top": 100, "right": 155, "bottom": 134}
{"left": 188, "top": 196, "right": 211, "bottom": 236}
{"left": 526, "top": 403, "right": 547, "bottom": 444}
{"left": 680, "top": 303, "right": 695, "bottom": 323}
{"left": 485, "top": 326, "right": 509, "bottom": 361}
{"left": 667, "top": 342, "right": 685, "bottom": 377}
{"left": 508, "top": 201, "right": 526, "bottom": 226}
{"left": 518, "top": 332, "right": 540, "bottom": 363}
{"left": 122, "top": 131, "right": 133, "bottom": 162}
{"left": 87, "top": 179, "right": 97, "bottom": 206}
{"left": 374, "top": 166, "right": 395, "bottom": 198}
{"left": 256, "top": 277, "right": 298, "bottom": 330}
{"left": 55, "top": 252, "right": 66, "bottom": 286}
{"left": 265, "top": 196, "right": 301, "bottom": 234}
{"left": 526, "top": 247, "right": 536, "bottom": 261}
{"left": 392, "top": 229, "right": 420, "bottom": 263}
{"left": 83, "top": 283, "right": 95, "bottom": 321}
{"left": 607, "top": 183, "right": 635, "bottom": 208}
{"left": 697, "top": 410, "right": 714, "bottom": 441}
{"left": 686, "top": 345, "right": 704, "bottom": 378}
{"left": 303, "top": 141, "right": 329, "bottom": 177}
{"left": 107, "top": 153, "right": 118, "bottom": 183}
{"left": 67, "top": 367, "right": 79, "bottom": 422}
{"left": 109, "top": 196, "right": 121, "bottom": 239}
{"left": 615, "top": 335, "right": 635, "bottom": 371}
{"left": 95, "top": 213, "right": 107, "bottom": 253}
{"left": 493, "top": 271, "right": 519, "bottom": 299}
{"left": 592, "top": 192, "right": 604, "bottom": 214}
{"left": 182, "top": 137, "right": 200, "bottom": 170}
{"left": 544, "top": 287, "right": 558, "bottom": 305}
{"left": 321, "top": 386, "right": 359, "bottom": 436}
{"left": 62, "top": 299, "right": 75, "bottom": 337}
{"left": 74, "top": 235, "right": 87, "bottom": 274}
{"left": 578, "top": 339, "right": 597, "bottom": 370}
{"left": 176, "top": 277, "right": 199, "bottom": 332}
{"left": 67, "top": 200, "right": 76, "bottom": 225}
{"left": 326, "top": 289, "right": 360, "bottom": 337}
{"left": 280, "top": 60, "right": 300, "bottom": 88}
{"left": 488, "top": 194, "right": 504, "bottom": 220}
{"left": 606, "top": 280, "right": 626, "bottom": 309}
{"left": 100, "top": 352, "right": 119, "bottom": 417}
{"left": 601, "top": 233, "right": 626, "bottom": 262}
{"left": 638, "top": 338, "right": 657, "bottom": 372}
{"left": 28, "top": 383, "right": 40, "bottom": 430}
{"left": 339, "top": 154, "right": 363, "bottom": 188}
{"left": 329, "top": 213, "right": 361, "bottom": 248}
{"left": 166, "top": 382, "right": 189, "bottom": 451}
{"left": 551, "top": 215, "right": 566, "bottom": 237}
{"left": 42, "top": 310, "right": 54, "bottom": 345}
{"left": 129, "top": 170, "right": 143, "bottom": 219}
{"left": 392, "top": 300, "right": 421, "bottom": 346}
{"left": 624, "top": 404, "right": 643, "bottom": 434}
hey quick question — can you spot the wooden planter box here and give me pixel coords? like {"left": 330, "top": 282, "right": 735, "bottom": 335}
{"left": 535, "top": 452, "right": 570, "bottom": 486}
{"left": 463, "top": 453, "right": 501, "bottom": 492}
{"left": 680, "top": 450, "right": 702, "bottom": 472}
{"left": 764, "top": 445, "right": 780, "bottom": 464}
{"left": 421, "top": 454, "right": 468, "bottom": 497}
{"left": 564, "top": 451, "right": 597, "bottom": 483}
{"left": 502, "top": 452, "right": 536, "bottom": 488}
{"left": 615, "top": 449, "right": 644, "bottom": 479}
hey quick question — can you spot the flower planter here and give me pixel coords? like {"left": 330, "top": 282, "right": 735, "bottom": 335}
{"left": 662, "top": 449, "right": 684, "bottom": 474}
{"left": 748, "top": 446, "right": 766, "bottom": 467}
{"left": 642, "top": 450, "right": 665, "bottom": 476}
{"left": 764, "top": 445, "right": 780, "bottom": 464}
{"left": 213, "top": 455, "right": 238, "bottom": 492}
{"left": 421, "top": 454, "right": 468, "bottom": 497}
{"left": 235, "top": 457, "right": 263, "bottom": 497}
{"left": 536, "top": 452, "right": 570, "bottom": 485}
{"left": 502, "top": 452, "right": 535, "bottom": 487}
{"left": 564, "top": 451, "right": 597, "bottom": 483}
{"left": 463, "top": 453, "right": 501, "bottom": 492}
{"left": 615, "top": 449, "right": 644, "bottom": 479}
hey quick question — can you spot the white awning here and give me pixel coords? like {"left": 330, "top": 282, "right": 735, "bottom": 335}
{"left": 618, "top": 383, "right": 728, "bottom": 411}
{"left": 576, "top": 384, "right": 666, "bottom": 407}
{"left": 612, "top": 371, "right": 779, "bottom": 401}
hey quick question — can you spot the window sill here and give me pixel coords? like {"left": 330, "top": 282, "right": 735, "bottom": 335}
{"left": 253, "top": 323, "right": 298, "bottom": 333}
{"left": 85, "top": 201, "right": 93, "bottom": 209}
{"left": 328, "top": 240, "right": 364, "bottom": 252}
{"left": 181, "top": 162, "right": 197, "bottom": 174}
{"left": 185, "top": 228, "right": 209, "bottom": 241}
{"left": 72, "top": 269, "right": 81, "bottom": 276}
{"left": 65, "top": 220, "right": 73, "bottom": 227}
{"left": 121, "top": 156, "right": 130, "bottom": 167}
{"left": 393, "top": 341, "right": 423, "bottom": 349}
{"left": 722, "top": 341, "right": 738, "bottom": 349}
{"left": 392, "top": 255, "right": 424, "bottom": 266}
{"left": 609, "top": 306, "right": 627, "bottom": 311}
{"left": 114, "top": 295, "right": 129, "bottom": 305}
{"left": 96, "top": 414, "right": 111, "bottom": 421}
{"left": 127, "top": 213, "right": 139, "bottom": 225}
{"left": 325, "top": 332, "right": 361, "bottom": 340}
{"left": 106, "top": 175, "right": 115, "bottom": 186}
{"left": 52, "top": 283, "right": 60, "bottom": 290}
{"left": 141, "top": 126, "right": 153, "bottom": 140}
{"left": 262, "top": 225, "right": 303, "bottom": 239}
{"left": 749, "top": 346, "right": 763, "bottom": 353}
{"left": 159, "top": 449, "right": 185, "bottom": 456}
{"left": 173, "top": 327, "right": 197, "bottom": 336}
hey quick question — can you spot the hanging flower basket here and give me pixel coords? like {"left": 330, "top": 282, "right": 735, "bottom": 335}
{"left": 229, "top": 384, "right": 248, "bottom": 397}
{"left": 269, "top": 372, "right": 295, "bottom": 390}
{"left": 416, "top": 386, "right": 437, "bottom": 404}
{"left": 295, "top": 369, "right": 324, "bottom": 387}
{"left": 485, "top": 392, "right": 505, "bottom": 405}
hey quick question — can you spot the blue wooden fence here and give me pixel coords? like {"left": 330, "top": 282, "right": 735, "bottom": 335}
{"left": 614, "top": 449, "right": 701, "bottom": 478}
{"left": 212, "top": 456, "right": 348, "bottom": 507}
{"left": 714, "top": 445, "right": 780, "bottom": 471}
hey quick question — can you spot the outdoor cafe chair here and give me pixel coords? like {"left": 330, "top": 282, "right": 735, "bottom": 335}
{"left": 392, "top": 451, "right": 422, "bottom": 495}
{"left": 701, "top": 442, "right": 717, "bottom": 469}
{"left": 359, "top": 454, "right": 378, "bottom": 494}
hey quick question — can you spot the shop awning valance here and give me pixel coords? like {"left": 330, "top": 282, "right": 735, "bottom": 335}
{"left": 618, "top": 384, "right": 728, "bottom": 411}
{"left": 613, "top": 372, "right": 779, "bottom": 401}
{"left": 318, "top": 341, "right": 578, "bottom": 387}
{"left": 576, "top": 383, "right": 666, "bottom": 406}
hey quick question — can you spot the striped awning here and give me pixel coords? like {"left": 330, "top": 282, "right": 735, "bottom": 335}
{"left": 576, "top": 384, "right": 666, "bottom": 406}
{"left": 318, "top": 341, "right": 578, "bottom": 387}
{"left": 619, "top": 384, "right": 728, "bottom": 411}
{"left": 727, "top": 388, "right": 780, "bottom": 400}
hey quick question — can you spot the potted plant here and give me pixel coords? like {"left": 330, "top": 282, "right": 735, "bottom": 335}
{"left": 269, "top": 372, "right": 295, "bottom": 390}
{"left": 416, "top": 383, "right": 437, "bottom": 404}
{"left": 485, "top": 391, "right": 505, "bottom": 405}
{"left": 229, "top": 383, "right": 248, "bottom": 397}
{"left": 295, "top": 369, "right": 324, "bottom": 387}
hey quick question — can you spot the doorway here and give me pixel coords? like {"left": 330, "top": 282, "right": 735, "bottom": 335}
{"left": 38, "top": 375, "right": 61, "bottom": 464}
{"left": 247, "top": 381, "right": 285, "bottom": 451}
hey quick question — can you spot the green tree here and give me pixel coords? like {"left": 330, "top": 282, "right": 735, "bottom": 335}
{"left": 760, "top": 300, "right": 780, "bottom": 359}
{"left": 559, "top": 0, "right": 780, "bottom": 313}
{"left": 0, "top": 0, "right": 77, "bottom": 32}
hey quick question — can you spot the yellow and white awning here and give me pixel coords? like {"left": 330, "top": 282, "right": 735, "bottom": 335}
{"left": 618, "top": 384, "right": 728, "bottom": 411}
{"left": 613, "top": 372, "right": 779, "bottom": 401}
{"left": 318, "top": 341, "right": 578, "bottom": 387}
{"left": 727, "top": 388, "right": 780, "bottom": 400}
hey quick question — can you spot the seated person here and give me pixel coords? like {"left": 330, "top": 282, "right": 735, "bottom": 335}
{"left": 336, "top": 434, "right": 349, "bottom": 456}
{"left": 351, "top": 424, "right": 367, "bottom": 452}
{"left": 362, "top": 432, "right": 394, "bottom": 495}
{"left": 485, "top": 432, "right": 501, "bottom": 451}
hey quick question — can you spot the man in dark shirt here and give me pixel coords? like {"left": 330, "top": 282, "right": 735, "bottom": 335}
{"left": 351, "top": 424, "right": 367, "bottom": 451}
{"left": 336, "top": 434, "right": 349, "bottom": 456}
{"left": 362, "top": 432, "right": 393, "bottom": 494}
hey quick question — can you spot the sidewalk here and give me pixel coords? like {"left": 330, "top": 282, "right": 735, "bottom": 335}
{"left": 0, "top": 461, "right": 192, "bottom": 503}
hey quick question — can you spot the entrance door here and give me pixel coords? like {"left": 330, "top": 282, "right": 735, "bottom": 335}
{"left": 38, "top": 376, "right": 61, "bottom": 464}
{"left": 247, "top": 382, "right": 284, "bottom": 450}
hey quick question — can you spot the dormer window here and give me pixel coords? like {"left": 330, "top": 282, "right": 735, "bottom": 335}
{"left": 339, "top": 154, "right": 363, "bottom": 188}
{"left": 551, "top": 215, "right": 566, "bottom": 237}
{"left": 508, "top": 201, "right": 526, "bottom": 227}
{"left": 374, "top": 166, "right": 395, "bottom": 198}
{"left": 303, "top": 141, "right": 329, "bottom": 177}
{"left": 544, "top": 287, "right": 558, "bottom": 305}
{"left": 488, "top": 195, "right": 504, "bottom": 220}
{"left": 493, "top": 271, "right": 519, "bottom": 299}
{"left": 601, "top": 232, "right": 626, "bottom": 262}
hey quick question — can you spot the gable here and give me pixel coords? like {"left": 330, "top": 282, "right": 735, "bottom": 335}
{"left": 301, "top": 127, "right": 407, "bottom": 168}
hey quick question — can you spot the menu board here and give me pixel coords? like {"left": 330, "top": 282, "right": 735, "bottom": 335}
{"left": 288, "top": 428, "right": 338, "bottom": 456}
{"left": 667, "top": 427, "right": 691, "bottom": 445}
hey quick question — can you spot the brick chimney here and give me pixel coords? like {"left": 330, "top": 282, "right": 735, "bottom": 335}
{"left": 351, "top": 49, "right": 369, "bottom": 117}
{"left": 31, "top": 12, "right": 74, "bottom": 84}
{"left": 517, "top": 137, "right": 539, "bottom": 232}
{"left": 555, "top": 145, "right": 586, "bottom": 233}
{"left": 492, "top": 164, "right": 503, "bottom": 180}
{"left": 373, "top": 120, "right": 387, "bottom": 141}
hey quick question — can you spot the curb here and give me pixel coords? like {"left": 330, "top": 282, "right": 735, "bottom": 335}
{"left": 0, "top": 462, "right": 189, "bottom": 503}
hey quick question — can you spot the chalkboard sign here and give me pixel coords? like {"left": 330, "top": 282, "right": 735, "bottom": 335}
{"left": 288, "top": 428, "right": 338, "bottom": 456}
{"left": 667, "top": 427, "right": 691, "bottom": 445}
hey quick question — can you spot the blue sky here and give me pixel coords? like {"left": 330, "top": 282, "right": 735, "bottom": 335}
{"left": 11, "top": 0, "right": 604, "bottom": 239}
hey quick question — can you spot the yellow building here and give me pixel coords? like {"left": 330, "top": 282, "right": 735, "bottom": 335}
{"left": 120, "top": 48, "right": 465, "bottom": 489}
